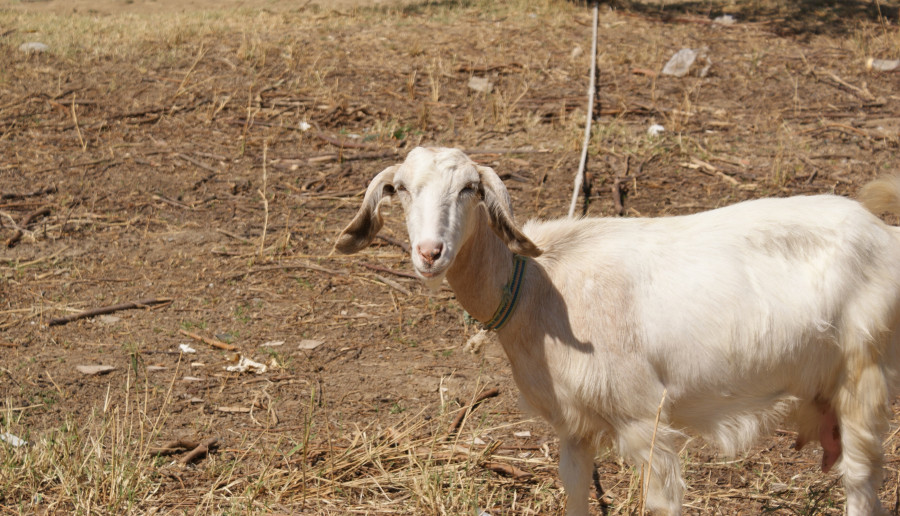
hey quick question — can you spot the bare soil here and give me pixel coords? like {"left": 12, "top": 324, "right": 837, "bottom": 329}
{"left": 2, "top": 0, "right": 900, "bottom": 513}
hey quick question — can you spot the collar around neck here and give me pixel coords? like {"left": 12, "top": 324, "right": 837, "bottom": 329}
{"left": 480, "top": 254, "right": 528, "bottom": 331}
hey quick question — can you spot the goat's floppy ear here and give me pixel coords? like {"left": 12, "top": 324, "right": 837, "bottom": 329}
{"left": 334, "top": 165, "right": 398, "bottom": 254}
{"left": 476, "top": 165, "right": 542, "bottom": 257}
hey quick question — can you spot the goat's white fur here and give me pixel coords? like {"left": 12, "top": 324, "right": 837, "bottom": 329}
{"left": 336, "top": 147, "right": 900, "bottom": 515}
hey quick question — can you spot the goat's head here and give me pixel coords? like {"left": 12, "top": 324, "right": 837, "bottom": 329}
{"left": 334, "top": 147, "right": 541, "bottom": 287}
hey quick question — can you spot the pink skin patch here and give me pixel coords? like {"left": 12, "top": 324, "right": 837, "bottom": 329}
{"left": 794, "top": 400, "right": 842, "bottom": 473}
{"left": 818, "top": 402, "right": 841, "bottom": 473}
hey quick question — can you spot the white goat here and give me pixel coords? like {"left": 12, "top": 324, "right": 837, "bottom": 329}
{"left": 335, "top": 147, "right": 900, "bottom": 515}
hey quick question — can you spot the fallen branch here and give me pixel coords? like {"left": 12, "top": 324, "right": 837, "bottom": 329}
{"left": 1, "top": 185, "right": 57, "bottom": 201}
{"left": 448, "top": 388, "right": 501, "bottom": 437}
{"left": 482, "top": 460, "right": 533, "bottom": 480}
{"left": 152, "top": 439, "right": 199, "bottom": 456}
{"left": 48, "top": 298, "right": 173, "bottom": 327}
{"left": 179, "top": 329, "right": 238, "bottom": 351}
{"left": 178, "top": 437, "right": 219, "bottom": 465}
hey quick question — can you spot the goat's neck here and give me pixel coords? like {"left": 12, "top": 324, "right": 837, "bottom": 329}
{"left": 445, "top": 215, "right": 514, "bottom": 324}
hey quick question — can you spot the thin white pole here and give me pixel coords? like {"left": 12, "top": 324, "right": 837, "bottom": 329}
{"left": 568, "top": 1, "right": 599, "bottom": 219}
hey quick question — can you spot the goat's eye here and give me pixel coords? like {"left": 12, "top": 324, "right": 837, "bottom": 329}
{"left": 393, "top": 184, "right": 407, "bottom": 194}
{"left": 460, "top": 183, "right": 478, "bottom": 196}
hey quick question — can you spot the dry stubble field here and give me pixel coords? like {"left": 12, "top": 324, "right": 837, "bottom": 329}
{"left": 2, "top": 0, "right": 900, "bottom": 513}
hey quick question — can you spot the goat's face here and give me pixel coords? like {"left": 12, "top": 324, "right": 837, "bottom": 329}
{"left": 334, "top": 147, "right": 541, "bottom": 287}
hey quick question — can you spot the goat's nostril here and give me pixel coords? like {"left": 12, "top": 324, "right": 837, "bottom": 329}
{"left": 417, "top": 242, "right": 444, "bottom": 265}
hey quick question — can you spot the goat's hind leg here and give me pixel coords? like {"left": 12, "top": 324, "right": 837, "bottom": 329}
{"left": 835, "top": 364, "right": 891, "bottom": 516}
{"left": 616, "top": 420, "right": 684, "bottom": 516}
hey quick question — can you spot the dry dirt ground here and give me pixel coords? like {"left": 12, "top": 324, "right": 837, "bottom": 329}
{"left": 2, "top": 0, "right": 900, "bottom": 514}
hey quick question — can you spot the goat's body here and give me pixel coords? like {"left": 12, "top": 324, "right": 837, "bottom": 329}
{"left": 502, "top": 195, "right": 900, "bottom": 515}
{"left": 336, "top": 147, "right": 900, "bottom": 515}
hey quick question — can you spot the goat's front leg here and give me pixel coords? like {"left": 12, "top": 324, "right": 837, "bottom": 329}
{"left": 559, "top": 435, "right": 593, "bottom": 516}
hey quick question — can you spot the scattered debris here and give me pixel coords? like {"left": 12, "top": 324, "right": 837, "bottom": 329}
{"left": 261, "top": 340, "right": 285, "bottom": 347}
{"left": 648, "top": 124, "right": 665, "bottom": 137}
{"left": 661, "top": 47, "right": 711, "bottom": 78}
{"left": 19, "top": 41, "right": 48, "bottom": 54}
{"left": 146, "top": 365, "right": 167, "bottom": 372}
{"left": 97, "top": 315, "right": 120, "bottom": 325}
{"left": 570, "top": 44, "right": 583, "bottom": 60}
{"left": 225, "top": 355, "right": 267, "bottom": 374}
{"left": 713, "top": 14, "right": 736, "bottom": 26}
{"left": 179, "top": 343, "right": 197, "bottom": 354}
{"left": 298, "top": 121, "right": 312, "bottom": 131}
{"left": 76, "top": 365, "right": 116, "bottom": 376}
{"left": 182, "top": 376, "right": 203, "bottom": 382}
{"left": 298, "top": 339, "right": 324, "bottom": 350}
{"left": 468, "top": 76, "right": 493, "bottom": 93}
{"left": 514, "top": 431, "right": 532, "bottom": 438}
{"left": 464, "top": 329, "right": 491, "bottom": 354}
{"left": 217, "top": 406, "right": 251, "bottom": 413}
{"left": 866, "top": 58, "right": 900, "bottom": 72}
{"left": 0, "top": 432, "right": 27, "bottom": 447}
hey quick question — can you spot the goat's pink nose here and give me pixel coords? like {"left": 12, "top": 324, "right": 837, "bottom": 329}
{"left": 416, "top": 241, "right": 444, "bottom": 266}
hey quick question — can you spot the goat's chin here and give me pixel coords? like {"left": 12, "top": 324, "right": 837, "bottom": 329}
{"left": 416, "top": 269, "right": 446, "bottom": 292}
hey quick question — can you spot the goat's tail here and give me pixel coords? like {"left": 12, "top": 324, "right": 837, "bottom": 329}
{"left": 860, "top": 175, "right": 900, "bottom": 217}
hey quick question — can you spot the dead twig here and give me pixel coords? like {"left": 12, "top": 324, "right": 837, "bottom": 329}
{"left": 6, "top": 206, "right": 51, "bottom": 247}
{"left": 1, "top": 185, "right": 57, "bottom": 201}
{"left": 376, "top": 235, "right": 410, "bottom": 253}
{"left": 361, "top": 263, "right": 418, "bottom": 280}
{"left": 152, "top": 439, "right": 200, "bottom": 456}
{"left": 178, "top": 437, "right": 219, "bottom": 465}
{"left": 225, "top": 262, "right": 344, "bottom": 281}
{"left": 482, "top": 460, "right": 533, "bottom": 480}
{"left": 178, "top": 329, "right": 238, "bottom": 351}
{"left": 48, "top": 298, "right": 173, "bottom": 327}
{"left": 448, "top": 388, "right": 501, "bottom": 437}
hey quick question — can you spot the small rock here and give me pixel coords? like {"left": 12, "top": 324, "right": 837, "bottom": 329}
{"left": 648, "top": 124, "right": 665, "bottom": 137}
{"left": 179, "top": 343, "right": 197, "bottom": 354}
{"left": 76, "top": 365, "right": 116, "bottom": 376}
{"left": 0, "top": 432, "right": 27, "bottom": 447}
{"left": 298, "top": 121, "right": 312, "bottom": 131}
{"left": 298, "top": 339, "right": 324, "bottom": 350}
{"left": 19, "top": 42, "right": 48, "bottom": 54}
{"left": 514, "top": 431, "right": 532, "bottom": 438}
{"left": 468, "top": 76, "right": 493, "bottom": 94}
{"left": 98, "top": 315, "right": 120, "bottom": 325}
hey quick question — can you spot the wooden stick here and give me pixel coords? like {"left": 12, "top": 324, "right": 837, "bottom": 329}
{"left": 152, "top": 439, "right": 199, "bottom": 456}
{"left": 48, "top": 298, "right": 173, "bottom": 327}
{"left": 178, "top": 437, "right": 219, "bottom": 465}
{"left": 178, "top": 329, "right": 237, "bottom": 351}
{"left": 448, "top": 388, "right": 501, "bottom": 436}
